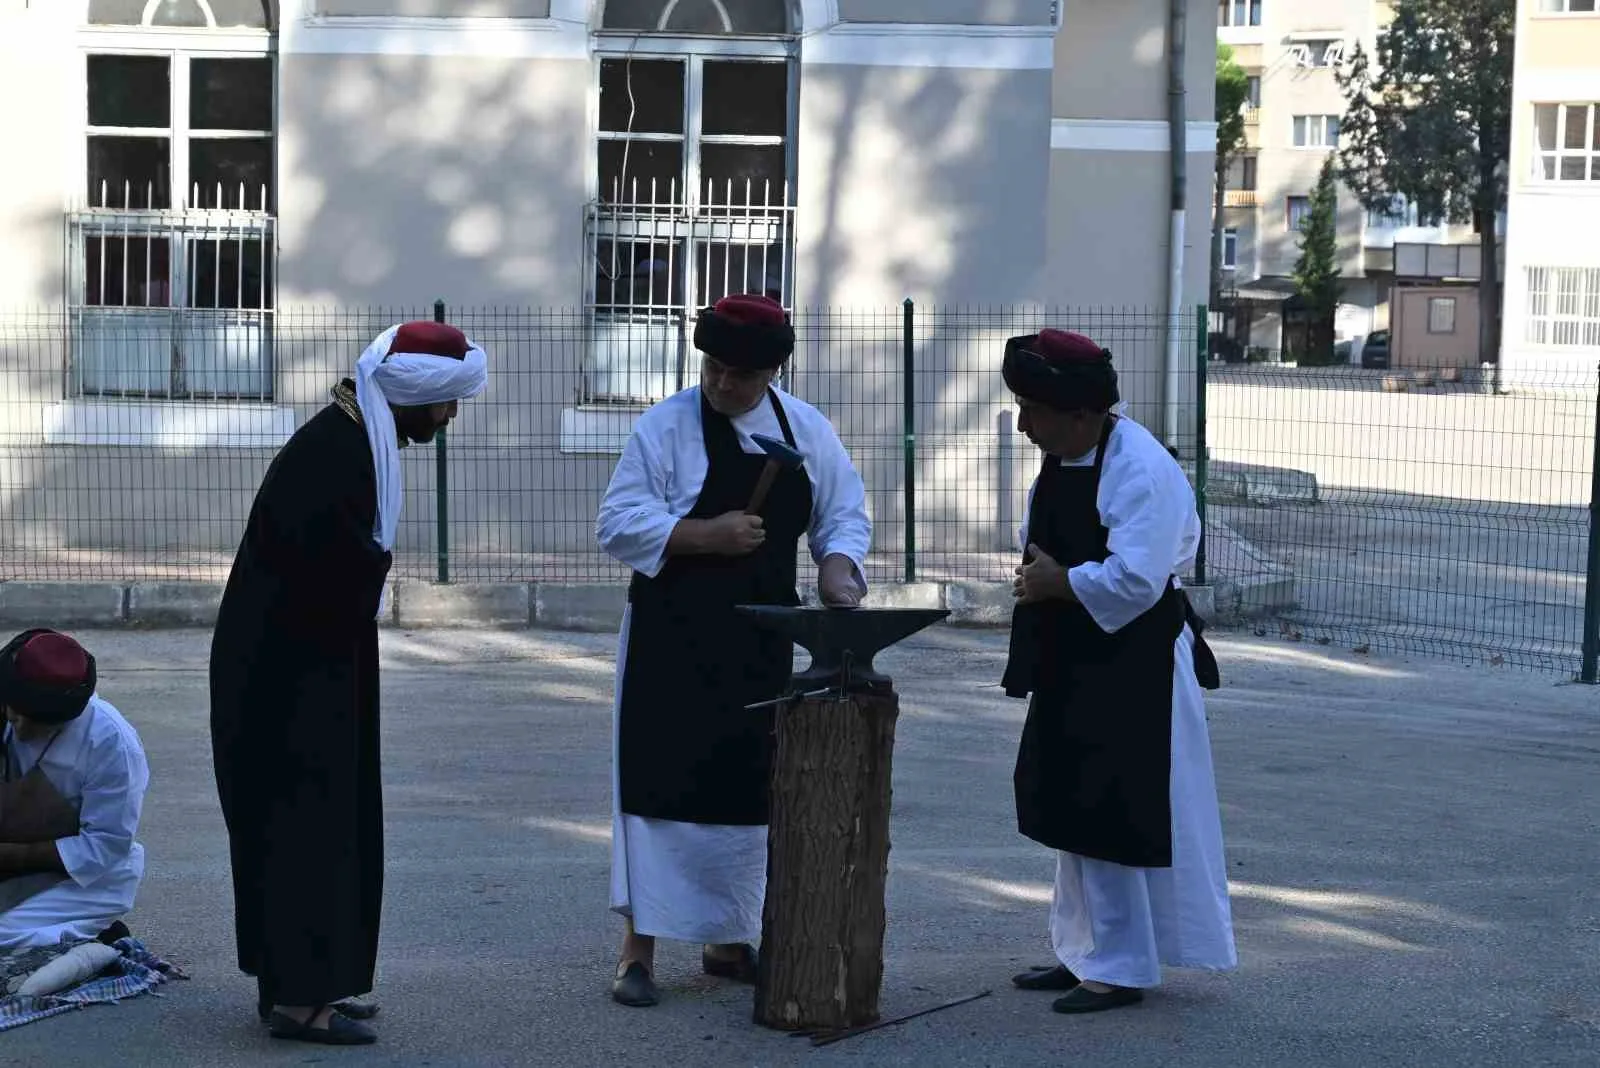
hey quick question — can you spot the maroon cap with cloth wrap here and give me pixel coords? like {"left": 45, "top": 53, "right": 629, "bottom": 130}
{"left": 0, "top": 628, "right": 97, "bottom": 725}
{"left": 1001, "top": 328, "right": 1120, "bottom": 413}
{"left": 693, "top": 294, "right": 795, "bottom": 371}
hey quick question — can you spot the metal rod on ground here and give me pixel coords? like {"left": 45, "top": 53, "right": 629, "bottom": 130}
{"left": 1580, "top": 362, "right": 1600, "bottom": 683}
{"left": 807, "top": 989, "right": 993, "bottom": 1047}
{"left": 902, "top": 297, "right": 917, "bottom": 584}
{"left": 1195, "top": 303, "right": 1209, "bottom": 587}
{"left": 433, "top": 298, "right": 450, "bottom": 585}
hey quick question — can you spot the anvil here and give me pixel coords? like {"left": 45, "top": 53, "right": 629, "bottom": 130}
{"left": 735, "top": 605, "right": 950, "bottom": 695}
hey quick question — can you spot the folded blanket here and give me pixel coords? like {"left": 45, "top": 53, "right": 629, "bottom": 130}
{"left": 0, "top": 937, "right": 187, "bottom": 1033}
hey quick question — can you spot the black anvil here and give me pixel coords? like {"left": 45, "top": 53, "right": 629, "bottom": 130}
{"left": 735, "top": 605, "right": 949, "bottom": 698}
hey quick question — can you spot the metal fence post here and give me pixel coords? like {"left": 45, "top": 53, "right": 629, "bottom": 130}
{"left": 433, "top": 298, "right": 450, "bottom": 585}
{"left": 1194, "top": 304, "right": 1209, "bottom": 587}
{"left": 902, "top": 297, "right": 917, "bottom": 584}
{"left": 1581, "top": 363, "right": 1600, "bottom": 682}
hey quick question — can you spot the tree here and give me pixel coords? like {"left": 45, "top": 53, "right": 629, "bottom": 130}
{"left": 1338, "top": 0, "right": 1515, "bottom": 367}
{"left": 1211, "top": 43, "right": 1252, "bottom": 309}
{"left": 1293, "top": 158, "right": 1342, "bottom": 366}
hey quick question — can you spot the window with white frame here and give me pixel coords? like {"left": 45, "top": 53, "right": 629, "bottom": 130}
{"left": 1287, "top": 196, "right": 1312, "bottom": 231}
{"left": 1292, "top": 114, "right": 1340, "bottom": 148}
{"left": 1245, "top": 75, "right": 1262, "bottom": 109}
{"left": 1525, "top": 267, "right": 1600, "bottom": 348}
{"left": 586, "top": 0, "right": 796, "bottom": 405}
{"left": 1537, "top": 1, "right": 1597, "bottom": 13}
{"left": 1533, "top": 103, "right": 1600, "bottom": 183}
{"left": 75, "top": 1, "right": 276, "bottom": 401}
{"left": 1218, "top": 0, "right": 1263, "bottom": 27}
{"left": 1222, "top": 229, "right": 1238, "bottom": 270}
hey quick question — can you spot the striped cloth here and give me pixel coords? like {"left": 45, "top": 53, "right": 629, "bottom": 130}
{"left": 0, "top": 937, "right": 186, "bottom": 1033}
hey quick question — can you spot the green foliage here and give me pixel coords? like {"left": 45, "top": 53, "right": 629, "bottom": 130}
{"left": 1294, "top": 159, "right": 1342, "bottom": 365}
{"left": 1337, "top": 0, "right": 1514, "bottom": 227}
{"left": 1215, "top": 43, "right": 1250, "bottom": 169}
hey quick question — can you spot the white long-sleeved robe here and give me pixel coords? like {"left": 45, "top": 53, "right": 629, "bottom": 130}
{"left": 597, "top": 384, "right": 871, "bottom": 944}
{"left": 1020, "top": 416, "right": 1237, "bottom": 988}
{"left": 0, "top": 696, "right": 150, "bottom": 950}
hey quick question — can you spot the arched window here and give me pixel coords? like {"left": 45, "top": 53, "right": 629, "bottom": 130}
{"left": 88, "top": 0, "right": 273, "bottom": 29}
{"left": 76, "top": 0, "right": 277, "bottom": 402}
{"left": 601, "top": 0, "right": 792, "bottom": 35}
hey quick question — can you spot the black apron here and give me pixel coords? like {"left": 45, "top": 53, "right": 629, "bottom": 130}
{"left": 617, "top": 388, "right": 814, "bottom": 827}
{"left": 1002, "top": 418, "right": 1218, "bottom": 869}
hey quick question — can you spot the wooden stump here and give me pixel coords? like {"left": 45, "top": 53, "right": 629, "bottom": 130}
{"left": 753, "top": 686, "right": 899, "bottom": 1032}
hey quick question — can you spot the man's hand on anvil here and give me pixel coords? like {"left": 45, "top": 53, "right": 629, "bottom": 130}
{"left": 818, "top": 554, "right": 865, "bottom": 607}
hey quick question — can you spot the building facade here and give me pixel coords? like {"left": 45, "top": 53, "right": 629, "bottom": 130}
{"left": 1215, "top": 0, "right": 1485, "bottom": 364}
{"left": 1501, "top": 0, "right": 1600, "bottom": 392}
{"left": 0, "top": 1, "right": 1218, "bottom": 572}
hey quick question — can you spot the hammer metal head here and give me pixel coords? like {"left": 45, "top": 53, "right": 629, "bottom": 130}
{"left": 735, "top": 605, "right": 950, "bottom": 692}
{"left": 751, "top": 433, "right": 804, "bottom": 469}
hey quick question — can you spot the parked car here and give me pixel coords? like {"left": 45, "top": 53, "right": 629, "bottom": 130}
{"left": 1208, "top": 333, "right": 1246, "bottom": 363}
{"left": 1359, "top": 330, "right": 1391, "bottom": 369}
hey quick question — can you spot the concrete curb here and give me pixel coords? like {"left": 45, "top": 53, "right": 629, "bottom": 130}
{"left": 0, "top": 576, "right": 1298, "bottom": 632}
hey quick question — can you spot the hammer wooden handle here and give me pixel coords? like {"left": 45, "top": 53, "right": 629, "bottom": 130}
{"left": 746, "top": 460, "right": 781, "bottom": 515}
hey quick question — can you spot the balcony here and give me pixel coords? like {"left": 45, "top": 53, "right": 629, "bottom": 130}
{"left": 1224, "top": 190, "right": 1261, "bottom": 208}
{"left": 1242, "top": 106, "right": 1260, "bottom": 127}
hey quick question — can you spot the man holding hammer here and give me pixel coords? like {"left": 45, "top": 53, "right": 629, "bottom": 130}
{"left": 597, "top": 293, "right": 871, "bottom": 1008}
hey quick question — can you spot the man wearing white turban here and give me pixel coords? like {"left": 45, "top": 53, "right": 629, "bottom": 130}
{"left": 209, "top": 321, "right": 488, "bottom": 1046}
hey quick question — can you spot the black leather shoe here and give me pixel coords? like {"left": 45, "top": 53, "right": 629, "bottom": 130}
{"left": 259, "top": 997, "right": 380, "bottom": 1023}
{"left": 1051, "top": 985, "right": 1144, "bottom": 1014}
{"left": 702, "top": 944, "right": 759, "bottom": 984}
{"left": 268, "top": 1007, "right": 378, "bottom": 1045}
{"left": 1013, "top": 964, "right": 1080, "bottom": 991}
{"left": 612, "top": 961, "right": 660, "bottom": 1007}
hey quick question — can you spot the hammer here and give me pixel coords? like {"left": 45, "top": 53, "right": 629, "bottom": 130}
{"left": 746, "top": 434, "right": 805, "bottom": 515}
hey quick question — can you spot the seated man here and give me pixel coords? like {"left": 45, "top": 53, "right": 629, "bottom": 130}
{"left": 0, "top": 629, "right": 150, "bottom": 950}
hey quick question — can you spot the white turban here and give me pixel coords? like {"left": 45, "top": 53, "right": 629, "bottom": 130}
{"left": 354, "top": 323, "right": 489, "bottom": 554}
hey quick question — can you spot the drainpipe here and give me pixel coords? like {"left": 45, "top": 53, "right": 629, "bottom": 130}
{"left": 1164, "top": 0, "right": 1188, "bottom": 451}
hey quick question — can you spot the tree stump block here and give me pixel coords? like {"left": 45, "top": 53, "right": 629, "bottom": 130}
{"left": 753, "top": 686, "right": 899, "bottom": 1033}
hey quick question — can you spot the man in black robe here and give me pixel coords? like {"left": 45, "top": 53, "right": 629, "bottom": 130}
{"left": 209, "top": 320, "right": 488, "bottom": 1045}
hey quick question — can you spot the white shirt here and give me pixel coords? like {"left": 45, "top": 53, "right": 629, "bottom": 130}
{"left": 4, "top": 696, "right": 150, "bottom": 889}
{"left": 1020, "top": 417, "right": 1200, "bottom": 634}
{"left": 596, "top": 385, "right": 872, "bottom": 582}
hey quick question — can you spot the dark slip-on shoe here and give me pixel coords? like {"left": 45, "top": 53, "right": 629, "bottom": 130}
{"left": 1051, "top": 985, "right": 1145, "bottom": 1015}
{"left": 612, "top": 961, "right": 660, "bottom": 1007}
{"left": 1013, "top": 964, "right": 1081, "bottom": 991}
{"left": 701, "top": 944, "right": 759, "bottom": 984}
{"left": 268, "top": 1008, "right": 378, "bottom": 1045}
{"left": 259, "top": 996, "right": 380, "bottom": 1023}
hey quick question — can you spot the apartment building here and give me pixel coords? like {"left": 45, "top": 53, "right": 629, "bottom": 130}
{"left": 1501, "top": 0, "right": 1600, "bottom": 392}
{"left": 0, "top": 1, "right": 1219, "bottom": 564}
{"left": 1216, "top": 0, "right": 1483, "bottom": 363}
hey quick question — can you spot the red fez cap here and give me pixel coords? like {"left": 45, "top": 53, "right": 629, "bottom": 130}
{"left": 711, "top": 293, "right": 788, "bottom": 328}
{"left": 1032, "top": 329, "right": 1106, "bottom": 366}
{"left": 15, "top": 631, "right": 92, "bottom": 688}
{"left": 389, "top": 321, "right": 470, "bottom": 360}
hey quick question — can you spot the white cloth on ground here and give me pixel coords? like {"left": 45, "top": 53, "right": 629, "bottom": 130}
{"left": 598, "top": 384, "right": 872, "bottom": 942}
{"left": 1019, "top": 416, "right": 1236, "bottom": 988}
{"left": 353, "top": 323, "right": 489, "bottom": 554}
{"left": 0, "top": 697, "right": 150, "bottom": 951}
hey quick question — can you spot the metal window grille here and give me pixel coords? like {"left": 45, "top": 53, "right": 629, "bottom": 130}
{"left": 1526, "top": 267, "right": 1600, "bottom": 348}
{"left": 68, "top": 204, "right": 277, "bottom": 400}
{"left": 583, "top": 179, "right": 794, "bottom": 404}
